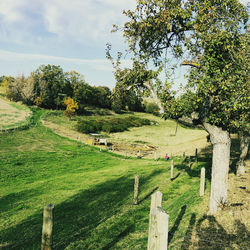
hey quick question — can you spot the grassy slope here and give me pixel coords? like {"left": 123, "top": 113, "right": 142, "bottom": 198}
{"left": 0, "top": 97, "right": 32, "bottom": 130}
{"left": 44, "top": 110, "right": 209, "bottom": 157}
{"left": 0, "top": 109, "right": 210, "bottom": 249}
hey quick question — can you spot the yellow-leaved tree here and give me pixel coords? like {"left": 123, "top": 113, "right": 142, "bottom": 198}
{"left": 64, "top": 97, "right": 78, "bottom": 118}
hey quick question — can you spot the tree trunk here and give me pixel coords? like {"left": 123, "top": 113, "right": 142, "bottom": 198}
{"left": 236, "top": 132, "right": 249, "bottom": 176}
{"left": 203, "top": 123, "right": 231, "bottom": 213}
{"left": 143, "top": 81, "right": 164, "bottom": 114}
{"left": 174, "top": 120, "right": 178, "bottom": 136}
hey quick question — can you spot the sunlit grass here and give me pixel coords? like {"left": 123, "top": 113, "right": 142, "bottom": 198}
{"left": 0, "top": 109, "right": 209, "bottom": 249}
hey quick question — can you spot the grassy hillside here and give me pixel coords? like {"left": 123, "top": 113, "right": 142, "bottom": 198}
{"left": 0, "top": 108, "right": 212, "bottom": 249}
{"left": 0, "top": 97, "right": 32, "bottom": 131}
{"left": 43, "top": 110, "right": 209, "bottom": 158}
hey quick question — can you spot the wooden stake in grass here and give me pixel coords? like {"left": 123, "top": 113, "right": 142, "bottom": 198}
{"left": 195, "top": 148, "right": 198, "bottom": 162}
{"left": 41, "top": 204, "right": 54, "bottom": 250}
{"left": 150, "top": 191, "right": 162, "bottom": 214}
{"left": 171, "top": 160, "right": 174, "bottom": 180}
{"left": 154, "top": 151, "right": 157, "bottom": 161}
{"left": 134, "top": 175, "right": 139, "bottom": 205}
{"left": 200, "top": 167, "right": 205, "bottom": 196}
{"left": 148, "top": 207, "right": 169, "bottom": 250}
{"left": 183, "top": 152, "right": 185, "bottom": 159}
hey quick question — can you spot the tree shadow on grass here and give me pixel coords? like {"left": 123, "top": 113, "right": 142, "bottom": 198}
{"left": 0, "top": 188, "right": 44, "bottom": 214}
{"left": 0, "top": 169, "right": 164, "bottom": 250}
{"left": 181, "top": 215, "right": 250, "bottom": 249}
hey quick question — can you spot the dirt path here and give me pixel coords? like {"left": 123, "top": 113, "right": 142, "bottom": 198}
{"left": 0, "top": 98, "right": 31, "bottom": 129}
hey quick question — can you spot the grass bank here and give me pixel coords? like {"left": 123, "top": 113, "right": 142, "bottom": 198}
{"left": 0, "top": 109, "right": 212, "bottom": 249}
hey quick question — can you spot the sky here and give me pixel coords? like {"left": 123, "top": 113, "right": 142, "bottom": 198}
{"left": 0, "top": 0, "right": 248, "bottom": 89}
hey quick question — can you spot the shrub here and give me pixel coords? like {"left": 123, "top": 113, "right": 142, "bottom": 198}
{"left": 76, "top": 115, "right": 152, "bottom": 134}
{"left": 145, "top": 102, "right": 160, "bottom": 115}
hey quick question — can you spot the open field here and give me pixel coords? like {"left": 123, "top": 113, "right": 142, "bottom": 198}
{"left": 0, "top": 98, "right": 32, "bottom": 130}
{"left": 0, "top": 108, "right": 208, "bottom": 249}
{"left": 43, "top": 111, "right": 210, "bottom": 159}
{"left": 0, "top": 108, "right": 249, "bottom": 249}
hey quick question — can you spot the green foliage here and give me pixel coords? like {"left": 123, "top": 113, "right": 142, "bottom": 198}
{"left": 111, "top": 82, "right": 144, "bottom": 113}
{"left": 2, "top": 66, "right": 113, "bottom": 112}
{"left": 119, "top": 0, "right": 249, "bottom": 133}
{"left": 145, "top": 102, "right": 159, "bottom": 115}
{"left": 32, "top": 64, "right": 72, "bottom": 109}
{"left": 76, "top": 115, "right": 151, "bottom": 134}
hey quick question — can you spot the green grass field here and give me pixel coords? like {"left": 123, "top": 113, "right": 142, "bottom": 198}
{"left": 0, "top": 108, "right": 212, "bottom": 249}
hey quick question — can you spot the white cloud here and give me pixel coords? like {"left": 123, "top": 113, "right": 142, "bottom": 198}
{"left": 0, "top": 0, "right": 136, "bottom": 46}
{"left": 0, "top": 49, "right": 132, "bottom": 72}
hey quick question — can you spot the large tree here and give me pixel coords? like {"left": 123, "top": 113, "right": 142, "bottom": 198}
{"left": 113, "top": 0, "right": 248, "bottom": 213}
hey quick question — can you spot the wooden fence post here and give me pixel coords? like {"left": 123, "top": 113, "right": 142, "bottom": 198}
{"left": 148, "top": 207, "right": 169, "bottom": 250}
{"left": 183, "top": 152, "right": 185, "bottom": 159}
{"left": 170, "top": 160, "right": 174, "bottom": 180}
{"left": 195, "top": 148, "right": 198, "bottom": 162}
{"left": 134, "top": 175, "right": 139, "bottom": 205}
{"left": 200, "top": 168, "right": 205, "bottom": 196}
{"left": 150, "top": 191, "right": 162, "bottom": 215}
{"left": 41, "top": 204, "right": 54, "bottom": 250}
{"left": 154, "top": 151, "right": 157, "bottom": 161}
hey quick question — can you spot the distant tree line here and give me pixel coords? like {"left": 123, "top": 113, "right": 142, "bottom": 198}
{"left": 0, "top": 64, "right": 148, "bottom": 114}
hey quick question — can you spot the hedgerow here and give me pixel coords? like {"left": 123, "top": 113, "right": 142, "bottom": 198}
{"left": 76, "top": 116, "right": 151, "bottom": 134}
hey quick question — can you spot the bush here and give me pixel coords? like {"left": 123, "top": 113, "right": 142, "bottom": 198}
{"left": 76, "top": 116, "right": 152, "bottom": 134}
{"left": 145, "top": 102, "right": 160, "bottom": 115}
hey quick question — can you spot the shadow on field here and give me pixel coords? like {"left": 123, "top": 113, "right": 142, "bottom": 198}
{"left": 168, "top": 205, "right": 187, "bottom": 243}
{"left": 180, "top": 215, "right": 250, "bottom": 249}
{"left": 0, "top": 169, "right": 163, "bottom": 249}
{"left": 0, "top": 188, "right": 43, "bottom": 214}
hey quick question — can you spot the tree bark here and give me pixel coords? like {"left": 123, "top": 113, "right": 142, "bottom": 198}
{"left": 174, "top": 120, "right": 178, "bottom": 136}
{"left": 236, "top": 132, "right": 249, "bottom": 176}
{"left": 203, "top": 123, "right": 231, "bottom": 213}
{"left": 143, "top": 81, "right": 164, "bottom": 114}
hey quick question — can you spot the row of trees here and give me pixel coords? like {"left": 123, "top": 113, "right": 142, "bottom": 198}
{"left": 0, "top": 64, "right": 146, "bottom": 114}
{"left": 109, "top": 0, "right": 249, "bottom": 213}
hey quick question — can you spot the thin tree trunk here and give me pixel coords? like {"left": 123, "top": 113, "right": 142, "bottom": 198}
{"left": 203, "top": 123, "right": 231, "bottom": 213}
{"left": 236, "top": 132, "right": 249, "bottom": 176}
{"left": 174, "top": 120, "right": 178, "bottom": 136}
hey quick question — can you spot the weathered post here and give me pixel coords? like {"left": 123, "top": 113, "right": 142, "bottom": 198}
{"left": 183, "top": 152, "right": 185, "bottom": 159}
{"left": 134, "top": 175, "right": 139, "bottom": 205}
{"left": 154, "top": 151, "right": 157, "bottom": 161}
{"left": 150, "top": 191, "right": 162, "bottom": 214}
{"left": 41, "top": 204, "right": 54, "bottom": 250}
{"left": 170, "top": 160, "right": 174, "bottom": 180}
{"left": 100, "top": 146, "right": 102, "bottom": 152}
{"left": 195, "top": 148, "right": 198, "bottom": 162}
{"left": 148, "top": 203, "right": 169, "bottom": 250}
{"left": 200, "top": 167, "right": 205, "bottom": 196}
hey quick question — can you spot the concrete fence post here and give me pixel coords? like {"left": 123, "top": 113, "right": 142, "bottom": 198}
{"left": 200, "top": 167, "right": 205, "bottom": 196}
{"left": 41, "top": 204, "right": 54, "bottom": 250}
{"left": 134, "top": 175, "right": 139, "bottom": 205}
{"left": 170, "top": 160, "right": 174, "bottom": 180}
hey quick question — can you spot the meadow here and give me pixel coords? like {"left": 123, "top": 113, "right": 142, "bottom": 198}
{"left": 1, "top": 105, "right": 248, "bottom": 249}
{"left": 0, "top": 108, "right": 213, "bottom": 249}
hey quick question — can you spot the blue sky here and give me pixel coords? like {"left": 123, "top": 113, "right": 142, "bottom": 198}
{"left": 0, "top": 0, "right": 248, "bottom": 89}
